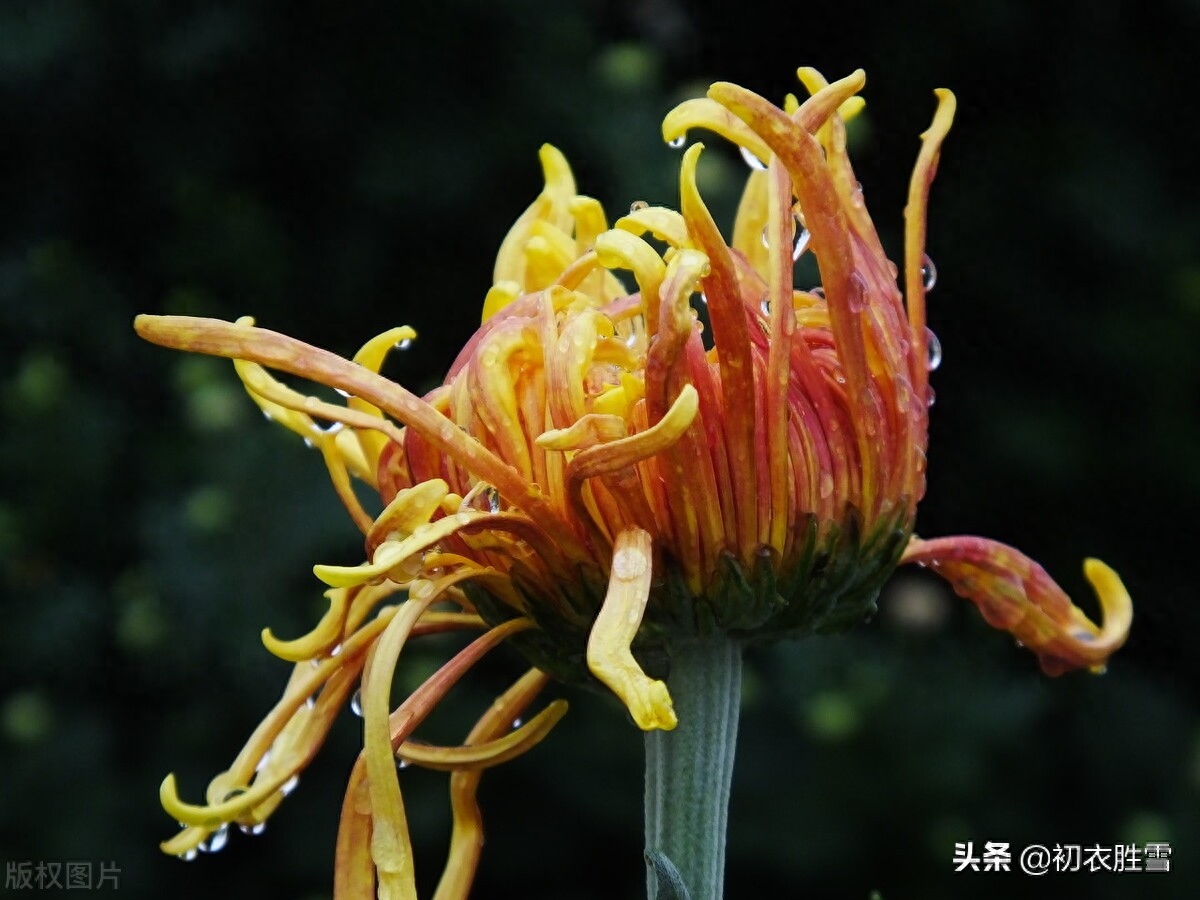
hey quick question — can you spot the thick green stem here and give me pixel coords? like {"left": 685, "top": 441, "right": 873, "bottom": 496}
{"left": 644, "top": 638, "right": 743, "bottom": 900}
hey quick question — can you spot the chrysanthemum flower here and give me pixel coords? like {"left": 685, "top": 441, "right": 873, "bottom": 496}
{"left": 136, "top": 67, "right": 1131, "bottom": 899}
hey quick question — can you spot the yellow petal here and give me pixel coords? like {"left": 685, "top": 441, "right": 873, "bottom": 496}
{"left": 586, "top": 527, "right": 677, "bottom": 731}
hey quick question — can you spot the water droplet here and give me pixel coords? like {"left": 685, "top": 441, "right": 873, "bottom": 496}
{"left": 698, "top": 292, "right": 708, "bottom": 305}
{"left": 760, "top": 296, "right": 771, "bottom": 315}
{"left": 396, "top": 757, "right": 411, "bottom": 771}
{"left": 926, "top": 387, "right": 937, "bottom": 408}
{"left": 302, "top": 437, "right": 315, "bottom": 449}
{"left": 925, "top": 328, "right": 942, "bottom": 371}
{"left": 760, "top": 225, "right": 770, "bottom": 249}
{"left": 261, "top": 410, "right": 273, "bottom": 422}
{"left": 740, "top": 145, "right": 767, "bottom": 170}
{"left": 179, "top": 848, "right": 199, "bottom": 862}
{"left": 847, "top": 272, "right": 868, "bottom": 313}
{"left": 335, "top": 387, "right": 351, "bottom": 398}
{"left": 792, "top": 228, "right": 811, "bottom": 261}
{"left": 305, "top": 696, "right": 316, "bottom": 709}
{"left": 629, "top": 200, "right": 649, "bottom": 213}
{"left": 667, "top": 134, "right": 687, "bottom": 149}
{"left": 511, "top": 717, "right": 523, "bottom": 730}
{"left": 238, "top": 822, "right": 267, "bottom": 837}
{"left": 330, "top": 643, "right": 342, "bottom": 657}
{"left": 486, "top": 488, "right": 501, "bottom": 513}
{"left": 200, "top": 824, "right": 229, "bottom": 854}
{"left": 280, "top": 774, "right": 299, "bottom": 797}
{"left": 395, "top": 338, "right": 413, "bottom": 351}
{"left": 255, "top": 751, "right": 272, "bottom": 773}
{"left": 834, "top": 373, "right": 846, "bottom": 385}
{"left": 819, "top": 471, "right": 834, "bottom": 499}
{"left": 350, "top": 690, "right": 363, "bottom": 717}
{"left": 921, "top": 254, "right": 937, "bottom": 292}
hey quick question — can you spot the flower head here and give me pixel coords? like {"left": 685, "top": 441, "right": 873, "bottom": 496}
{"left": 136, "top": 66, "right": 1131, "bottom": 897}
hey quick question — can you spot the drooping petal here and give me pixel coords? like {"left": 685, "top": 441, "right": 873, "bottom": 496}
{"left": 900, "top": 536, "right": 1132, "bottom": 675}
{"left": 586, "top": 527, "right": 677, "bottom": 731}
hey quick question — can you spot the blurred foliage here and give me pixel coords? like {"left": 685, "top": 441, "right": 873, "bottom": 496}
{"left": 1, "top": 1, "right": 1197, "bottom": 898}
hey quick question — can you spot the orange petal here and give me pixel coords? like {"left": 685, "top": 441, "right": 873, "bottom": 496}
{"left": 901, "top": 536, "right": 1132, "bottom": 675}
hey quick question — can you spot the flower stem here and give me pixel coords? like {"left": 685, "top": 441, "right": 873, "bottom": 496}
{"left": 644, "top": 638, "right": 743, "bottom": 900}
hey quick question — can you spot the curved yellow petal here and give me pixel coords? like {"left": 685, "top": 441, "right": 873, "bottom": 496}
{"left": 586, "top": 527, "right": 677, "bottom": 731}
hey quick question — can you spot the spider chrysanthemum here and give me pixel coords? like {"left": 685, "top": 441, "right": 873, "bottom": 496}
{"left": 136, "top": 67, "right": 1131, "bottom": 899}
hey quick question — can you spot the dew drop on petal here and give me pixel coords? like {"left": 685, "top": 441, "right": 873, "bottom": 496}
{"left": 819, "top": 471, "right": 834, "bottom": 499}
{"left": 792, "top": 228, "right": 811, "bottom": 261}
{"left": 261, "top": 410, "right": 273, "bottom": 422}
{"left": 200, "top": 824, "right": 229, "bottom": 854}
{"left": 925, "top": 328, "right": 943, "bottom": 371}
{"left": 760, "top": 225, "right": 770, "bottom": 249}
{"left": 350, "top": 689, "right": 363, "bottom": 717}
{"left": 922, "top": 254, "right": 938, "bottom": 292}
{"left": 335, "top": 387, "right": 351, "bottom": 398}
{"left": 740, "top": 145, "right": 768, "bottom": 170}
{"left": 280, "top": 774, "right": 299, "bottom": 797}
{"left": 926, "top": 387, "right": 937, "bottom": 408}
{"left": 238, "top": 822, "right": 267, "bottom": 837}
{"left": 629, "top": 200, "right": 649, "bottom": 213}
{"left": 396, "top": 757, "right": 411, "bottom": 771}
{"left": 760, "top": 296, "right": 771, "bottom": 316}
{"left": 395, "top": 338, "right": 413, "bottom": 351}
{"left": 302, "top": 437, "right": 315, "bottom": 449}
{"left": 667, "top": 133, "right": 688, "bottom": 149}
{"left": 486, "top": 487, "right": 501, "bottom": 513}
{"left": 847, "top": 272, "right": 868, "bottom": 313}
{"left": 511, "top": 717, "right": 523, "bottom": 730}
{"left": 179, "top": 848, "right": 199, "bottom": 862}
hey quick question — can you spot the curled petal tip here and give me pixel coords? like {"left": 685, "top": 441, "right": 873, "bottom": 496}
{"left": 902, "top": 537, "right": 1132, "bottom": 676}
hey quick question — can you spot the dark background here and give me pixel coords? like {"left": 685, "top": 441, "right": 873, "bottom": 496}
{"left": 2, "top": 1, "right": 1197, "bottom": 898}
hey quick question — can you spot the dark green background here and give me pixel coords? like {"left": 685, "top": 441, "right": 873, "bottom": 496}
{"left": 2, "top": 2, "right": 1196, "bottom": 898}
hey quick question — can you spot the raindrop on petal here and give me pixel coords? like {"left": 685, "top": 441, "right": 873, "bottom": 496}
{"left": 922, "top": 254, "right": 938, "bottom": 292}
{"left": 925, "top": 328, "right": 943, "bottom": 372}
{"left": 760, "top": 296, "right": 771, "bottom": 316}
{"left": 926, "top": 387, "right": 937, "bottom": 408}
{"left": 629, "top": 200, "right": 649, "bottom": 213}
{"left": 334, "top": 387, "right": 351, "bottom": 398}
{"left": 511, "top": 717, "right": 523, "bottom": 730}
{"left": 792, "top": 228, "right": 811, "bottom": 261}
{"left": 350, "top": 689, "right": 363, "bottom": 717}
{"left": 200, "top": 824, "right": 229, "bottom": 854}
{"left": 280, "top": 774, "right": 299, "bottom": 797}
{"left": 396, "top": 757, "right": 411, "bottom": 771}
{"left": 667, "top": 134, "right": 687, "bottom": 149}
{"left": 179, "top": 848, "right": 198, "bottom": 862}
{"left": 740, "top": 145, "right": 767, "bottom": 170}
{"left": 238, "top": 822, "right": 267, "bottom": 837}
{"left": 395, "top": 338, "right": 413, "bottom": 351}
{"left": 261, "top": 410, "right": 273, "bottom": 422}
{"left": 486, "top": 488, "right": 501, "bottom": 513}
{"left": 819, "top": 471, "right": 834, "bottom": 499}
{"left": 847, "top": 272, "right": 868, "bottom": 313}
